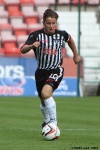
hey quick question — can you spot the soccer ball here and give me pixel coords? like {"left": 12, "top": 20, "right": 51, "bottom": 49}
{"left": 55, "top": 126, "right": 60, "bottom": 139}
{"left": 42, "top": 123, "right": 60, "bottom": 140}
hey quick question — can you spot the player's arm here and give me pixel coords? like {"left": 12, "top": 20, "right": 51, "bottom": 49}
{"left": 20, "top": 41, "right": 40, "bottom": 54}
{"left": 67, "top": 36, "right": 81, "bottom": 64}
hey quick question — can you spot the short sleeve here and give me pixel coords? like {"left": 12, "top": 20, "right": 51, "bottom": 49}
{"left": 62, "top": 30, "right": 71, "bottom": 42}
{"left": 25, "top": 32, "right": 37, "bottom": 45}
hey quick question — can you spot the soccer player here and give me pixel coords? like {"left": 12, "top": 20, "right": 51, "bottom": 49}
{"left": 20, "top": 9, "right": 81, "bottom": 128}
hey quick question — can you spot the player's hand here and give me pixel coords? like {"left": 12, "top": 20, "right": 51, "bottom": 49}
{"left": 73, "top": 54, "right": 81, "bottom": 64}
{"left": 32, "top": 41, "right": 40, "bottom": 48}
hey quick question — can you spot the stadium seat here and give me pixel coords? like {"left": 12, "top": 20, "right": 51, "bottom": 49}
{"left": 21, "top": 4, "right": 39, "bottom": 24}
{"left": 21, "top": 4, "right": 34, "bottom": 13}
{"left": 5, "top": 0, "right": 22, "bottom": 17}
{"left": 0, "top": 18, "right": 8, "bottom": 24}
{"left": 1, "top": 34, "right": 17, "bottom": 49}
{"left": 25, "top": 16, "right": 39, "bottom": 24}
{"left": 23, "top": 11, "right": 39, "bottom": 24}
{"left": 12, "top": 23, "right": 27, "bottom": 37}
{"left": 37, "top": 6, "right": 49, "bottom": 19}
{"left": 1, "top": 33, "right": 20, "bottom": 56}
{"left": 7, "top": 7, "right": 23, "bottom": 17}
{"left": 71, "top": 0, "right": 85, "bottom": 4}
{"left": 6, "top": 5, "right": 20, "bottom": 14}
{"left": 0, "top": 23, "right": 12, "bottom": 30}
{"left": 20, "top": 0, "right": 34, "bottom": 4}
{"left": 10, "top": 15, "right": 24, "bottom": 26}
{"left": 0, "top": 3, "right": 5, "bottom": 11}
{"left": 58, "top": 0, "right": 70, "bottom": 4}
{"left": 27, "top": 23, "right": 42, "bottom": 33}
{"left": 0, "top": 0, "right": 4, "bottom": 4}
{"left": 5, "top": 47, "right": 21, "bottom": 57}
{"left": 0, "top": 10, "right": 9, "bottom": 24}
{"left": 0, "top": 0, "right": 5, "bottom": 6}
{"left": 9, "top": 11, "right": 23, "bottom": 18}
{"left": 16, "top": 35, "right": 28, "bottom": 48}
{"left": 4, "top": 0, "right": 20, "bottom": 15}
{"left": 7, "top": 4, "right": 19, "bottom": 11}
{"left": 87, "top": 0, "right": 99, "bottom": 5}
{"left": 3, "top": 41, "right": 16, "bottom": 49}
{"left": 4, "top": 0, "right": 20, "bottom": 5}
{"left": 34, "top": 0, "right": 55, "bottom": 6}
{"left": 0, "top": 24, "right": 13, "bottom": 39}
{"left": 0, "top": 30, "right": 13, "bottom": 37}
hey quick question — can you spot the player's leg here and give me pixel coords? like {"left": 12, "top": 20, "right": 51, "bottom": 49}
{"left": 39, "top": 96, "right": 50, "bottom": 126}
{"left": 41, "top": 84, "right": 57, "bottom": 126}
{"left": 41, "top": 67, "right": 64, "bottom": 126}
{"left": 35, "top": 69, "right": 50, "bottom": 126}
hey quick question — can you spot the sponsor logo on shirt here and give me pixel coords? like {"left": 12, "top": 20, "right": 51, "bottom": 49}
{"left": 41, "top": 40, "right": 48, "bottom": 43}
{"left": 43, "top": 48, "right": 57, "bottom": 55}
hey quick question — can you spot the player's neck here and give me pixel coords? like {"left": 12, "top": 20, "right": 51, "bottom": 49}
{"left": 43, "top": 28, "right": 55, "bottom": 35}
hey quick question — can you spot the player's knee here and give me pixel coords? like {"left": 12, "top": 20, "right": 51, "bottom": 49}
{"left": 41, "top": 90, "right": 51, "bottom": 99}
{"left": 41, "top": 84, "right": 53, "bottom": 99}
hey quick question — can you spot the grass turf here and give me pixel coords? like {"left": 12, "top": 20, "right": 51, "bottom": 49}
{"left": 0, "top": 96, "right": 100, "bottom": 150}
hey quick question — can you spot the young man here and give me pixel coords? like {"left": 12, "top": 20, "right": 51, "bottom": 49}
{"left": 20, "top": 9, "right": 81, "bottom": 128}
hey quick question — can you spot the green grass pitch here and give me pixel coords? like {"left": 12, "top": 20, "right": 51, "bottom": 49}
{"left": 0, "top": 96, "right": 100, "bottom": 150}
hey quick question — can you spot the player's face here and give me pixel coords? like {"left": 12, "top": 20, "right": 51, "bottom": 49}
{"left": 43, "top": 17, "right": 57, "bottom": 34}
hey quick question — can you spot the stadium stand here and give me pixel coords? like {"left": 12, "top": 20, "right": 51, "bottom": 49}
{"left": 0, "top": 0, "right": 99, "bottom": 58}
{"left": 57, "top": 0, "right": 99, "bottom": 5}
{"left": 0, "top": 10, "right": 9, "bottom": 24}
{"left": 57, "top": 9, "right": 100, "bottom": 96}
{"left": 57, "top": 11, "right": 100, "bottom": 57}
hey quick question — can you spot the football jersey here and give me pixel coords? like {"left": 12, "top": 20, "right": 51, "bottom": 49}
{"left": 24, "top": 29, "right": 70, "bottom": 70}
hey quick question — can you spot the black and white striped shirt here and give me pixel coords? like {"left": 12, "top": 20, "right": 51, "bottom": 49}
{"left": 25, "top": 29, "right": 70, "bottom": 70}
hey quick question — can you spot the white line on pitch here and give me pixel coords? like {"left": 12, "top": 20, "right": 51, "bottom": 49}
{"left": 60, "top": 129, "right": 100, "bottom": 131}
{"left": 33, "top": 128, "right": 100, "bottom": 131}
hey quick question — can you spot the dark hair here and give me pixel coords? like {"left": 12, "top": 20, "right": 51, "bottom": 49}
{"left": 43, "top": 9, "right": 58, "bottom": 22}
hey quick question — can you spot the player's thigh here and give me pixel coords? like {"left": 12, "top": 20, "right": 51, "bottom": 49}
{"left": 41, "top": 84, "right": 53, "bottom": 99}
